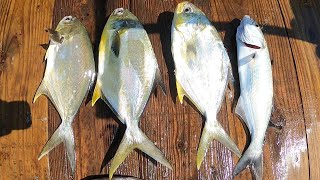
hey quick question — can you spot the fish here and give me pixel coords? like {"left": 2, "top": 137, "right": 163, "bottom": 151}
{"left": 233, "top": 15, "right": 273, "bottom": 179}
{"left": 92, "top": 8, "right": 171, "bottom": 179}
{"left": 33, "top": 16, "right": 95, "bottom": 174}
{"left": 171, "top": 1, "right": 241, "bottom": 169}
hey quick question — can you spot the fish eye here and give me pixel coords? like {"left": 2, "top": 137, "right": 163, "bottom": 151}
{"left": 64, "top": 16, "right": 73, "bottom": 22}
{"left": 115, "top": 8, "right": 124, "bottom": 15}
{"left": 184, "top": 7, "right": 192, "bottom": 13}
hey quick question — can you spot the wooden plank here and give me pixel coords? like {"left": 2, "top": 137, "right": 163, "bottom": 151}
{"left": 277, "top": 0, "right": 320, "bottom": 179}
{"left": 0, "top": 0, "right": 55, "bottom": 179}
{"left": 49, "top": 0, "right": 311, "bottom": 179}
{"left": 0, "top": 0, "right": 317, "bottom": 179}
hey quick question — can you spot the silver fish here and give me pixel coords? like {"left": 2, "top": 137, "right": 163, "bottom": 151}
{"left": 33, "top": 16, "right": 95, "bottom": 173}
{"left": 91, "top": 8, "right": 171, "bottom": 179}
{"left": 171, "top": 1, "right": 241, "bottom": 169}
{"left": 233, "top": 15, "right": 273, "bottom": 179}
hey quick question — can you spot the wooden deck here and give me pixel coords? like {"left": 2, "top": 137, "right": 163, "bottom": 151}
{"left": 0, "top": 0, "right": 319, "bottom": 179}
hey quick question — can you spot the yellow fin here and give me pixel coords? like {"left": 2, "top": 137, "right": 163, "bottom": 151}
{"left": 176, "top": 80, "right": 186, "bottom": 104}
{"left": 92, "top": 82, "right": 102, "bottom": 106}
{"left": 176, "top": 79, "right": 205, "bottom": 114}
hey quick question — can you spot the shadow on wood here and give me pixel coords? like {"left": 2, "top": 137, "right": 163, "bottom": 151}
{"left": 157, "top": 12, "right": 177, "bottom": 103}
{"left": 0, "top": 100, "right": 32, "bottom": 136}
{"left": 99, "top": 122, "right": 126, "bottom": 172}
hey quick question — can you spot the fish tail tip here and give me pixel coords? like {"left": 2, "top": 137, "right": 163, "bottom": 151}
{"left": 196, "top": 161, "right": 201, "bottom": 170}
{"left": 233, "top": 147, "right": 263, "bottom": 179}
{"left": 196, "top": 145, "right": 206, "bottom": 170}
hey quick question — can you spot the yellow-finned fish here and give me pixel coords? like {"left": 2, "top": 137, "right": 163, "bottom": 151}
{"left": 92, "top": 8, "right": 172, "bottom": 179}
{"left": 33, "top": 16, "right": 95, "bottom": 174}
{"left": 233, "top": 15, "right": 273, "bottom": 179}
{"left": 171, "top": 1, "right": 241, "bottom": 169}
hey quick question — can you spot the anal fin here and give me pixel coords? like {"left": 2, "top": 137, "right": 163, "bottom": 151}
{"left": 235, "top": 96, "right": 246, "bottom": 122}
{"left": 33, "top": 81, "right": 52, "bottom": 103}
{"left": 92, "top": 81, "right": 125, "bottom": 124}
{"left": 92, "top": 81, "right": 107, "bottom": 106}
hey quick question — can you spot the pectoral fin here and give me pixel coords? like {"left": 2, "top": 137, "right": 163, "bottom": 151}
{"left": 176, "top": 80, "right": 186, "bottom": 104}
{"left": 47, "top": 29, "right": 63, "bottom": 43}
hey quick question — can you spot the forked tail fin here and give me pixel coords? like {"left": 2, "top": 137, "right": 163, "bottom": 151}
{"left": 38, "top": 122, "right": 76, "bottom": 174}
{"left": 197, "top": 121, "right": 241, "bottom": 169}
{"left": 109, "top": 128, "right": 172, "bottom": 180}
{"left": 233, "top": 144, "right": 263, "bottom": 180}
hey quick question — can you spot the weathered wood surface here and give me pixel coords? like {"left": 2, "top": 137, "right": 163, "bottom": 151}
{"left": 0, "top": 0, "right": 319, "bottom": 179}
{"left": 0, "top": 0, "right": 54, "bottom": 179}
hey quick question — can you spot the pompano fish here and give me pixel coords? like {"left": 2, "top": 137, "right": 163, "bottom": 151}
{"left": 92, "top": 8, "right": 172, "bottom": 179}
{"left": 171, "top": 1, "right": 241, "bottom": 169}
{"left": 33, "top": 16, "right": 95, "bottom": 173}
{"left": 233, "top": 15, "right": 273, "bottom": 179}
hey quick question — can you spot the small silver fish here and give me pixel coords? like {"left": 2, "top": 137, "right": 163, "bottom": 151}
{"left": 233, "top": 15, "right": 273, "bottom": 179}
{"left": 171, "top": 1, "right": 241, "bottom": 169}
{"left": 34, "top": 16, "right": 95, "bottom": 173}
{"left": 92, "top": 8, "right": 171, "bottom": 179}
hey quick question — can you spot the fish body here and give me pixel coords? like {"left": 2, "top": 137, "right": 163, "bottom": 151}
{"left": 33, "top": 16, "right": 95, "bottom": 173}
{"left": 234, "top": 15, "right": 273, "bottom": 179}
{"left": 92, "top": 8, "right": 171, "bottom": 179}
{"left": 171, "top": 1, "right": 241, "bottom": 169}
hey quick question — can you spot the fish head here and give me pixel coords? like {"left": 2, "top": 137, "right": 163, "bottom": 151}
{"left": 236, "top": 15, "right": 266, "bottom": 49}
{"left": 172, "top": 1, "right": 210, "bottom": 33}
{"left": 107, "top": 8, "right": 143, "bottom": 31}
{"left": 55, "top": 16, "right": 84, "bottom": 36}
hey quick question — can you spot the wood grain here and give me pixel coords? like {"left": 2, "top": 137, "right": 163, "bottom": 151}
{"left": 0, "top": 0, "right": 55, "bottom": 179}
{"left": 277, "top": 0, "right": 320, "bottom": 179}
{"left": 0, "top": 0, "right": 319, "bottom": 179}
